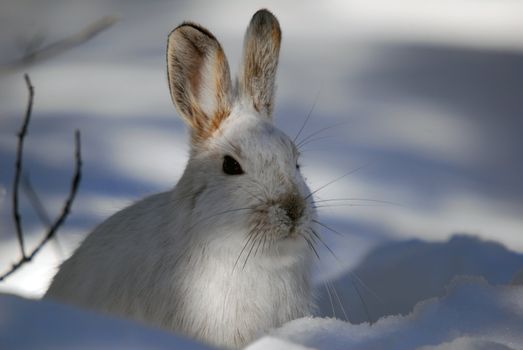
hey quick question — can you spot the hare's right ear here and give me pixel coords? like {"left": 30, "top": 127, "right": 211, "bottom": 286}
{"left": 167, "top": 23, "right": 232, "bottom": 143}
{"left": 238, "top": 9, "right": 281, "bottom": 120}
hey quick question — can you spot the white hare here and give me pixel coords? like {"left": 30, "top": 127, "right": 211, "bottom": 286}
{"left": 46, "top": 9, "right": 316, "bottom": 349}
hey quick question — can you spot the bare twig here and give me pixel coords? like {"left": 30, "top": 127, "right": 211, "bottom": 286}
{"left": 12, "top": 74, "right": 34, "bottom": 258}
{"left": 22, "top": 173, "right": 66, "bottom": 258}
{"left": 21, "top": 174, "right": 52, "bottom": 227}
{"left": 0, "top": 75, "right": 82, "bottom": 282}
{"left": 0, "top": 16, "right": 117, "bottom": 73}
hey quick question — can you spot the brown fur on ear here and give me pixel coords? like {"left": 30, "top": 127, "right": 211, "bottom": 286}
{"left": 239, "top": 9, "right": 281, "bottom": 119}
{"left": 167, "top": 23, "right": 232, "bottom": 143}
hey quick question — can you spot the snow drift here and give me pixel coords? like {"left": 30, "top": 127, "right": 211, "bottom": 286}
{"left": 254, "top": 278, "right": 523, "bottom": 350}
{"left": 2, "top": 235, "right": 523, "bottom": 350}
{"left": 2, "top": 277, "right": 523, "bottom": 350}
{"left": 315, "top": 235, "right": 523, "bottom": 323}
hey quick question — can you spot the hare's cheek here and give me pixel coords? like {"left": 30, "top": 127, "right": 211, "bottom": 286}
{"left": 189, "top": 184, "right": 208, "bottom": 209}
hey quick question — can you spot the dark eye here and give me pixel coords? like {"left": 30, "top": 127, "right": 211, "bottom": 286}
{"left": 296, "top": 163, "right": 300, "bottom": 170}
{"left": 223, "top": 155, "right": 244, "bottom": 175}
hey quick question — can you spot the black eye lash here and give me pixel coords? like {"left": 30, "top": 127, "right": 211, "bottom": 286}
{"left": 223, "top": 155, "right": 244, "bottom": 175}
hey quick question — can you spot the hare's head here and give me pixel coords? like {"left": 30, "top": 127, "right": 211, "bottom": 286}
{"left": 167, "top": 10, "right": 316, "bottom": 262}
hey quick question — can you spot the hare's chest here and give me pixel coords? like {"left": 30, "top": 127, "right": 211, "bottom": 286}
{"left": 174, "top": 256, "right": 311, "bottom": 348}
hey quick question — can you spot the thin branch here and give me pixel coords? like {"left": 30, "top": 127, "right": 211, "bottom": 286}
{"left": 21, "top": 173, "right": 52, "bottom": 227}
{"left": 0, "top": 76, "right": 82, "bottom": 282}
{"left": 0, "top": 16, "right": 117, "bottom": 73}
{"left": 12, "top": 74, "right": 34, "bottom": 258}
{"left": 30, "top": 130, "right": 82, "bottom": 259}
{"left": 22, "top": 173, "right": 65, "bottom": 258}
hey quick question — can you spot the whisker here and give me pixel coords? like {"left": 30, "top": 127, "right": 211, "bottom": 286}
{"left": 299, "top": 148, "right": 340, "bottom": 154}
{"left": 305, "top": 162, "right": 373, "bottom": 200}
{"left": 311, "top": 229, "right": 339, "bottom": 261}
{"left": 186, "top": 207, "right": 254, "bottom": 235}
{"left": 249, "top": 178, "right": 271, "bottom": 199}
{"left": 296, "top": 121, "right": 350, "bottom": 149}
{"left": 307, "top": 230, "right": 319, "bottom": 245}
{"left": 242, "top": 229, "right": 262, "bottom": 270}
{"left": 238, "top": 185, "right": 264, "bottom": 202}
{"left": 351, "top": 275, "right": 372, "bottom": 324}
{"left": 324, "top": 281, "right": 336, "bottom": 318}
{"left": 293, "top": 90, "right": 321, "bottom": 143}
{"left": 253, "top": 227, "right": 266, "bottom": 259}
{"left": 329, "top": 281, "right": 349, "bottom": 321}
{"left": 296, "top": 135, "right": 335, "bottom": 150}
{"left": 351, "top": 271, "right": 385, "bottom": 306}
{"left": 302, "top": 235, "right": 320, "bottom": 260}
{"left": 233, "top": 234, "right": 254, "bottom": 272}
{"left": 313, "top": 204, "right": 393, "bottom": 209}
{"left": 312, "top": 198, "right": 403, "bottom": 207}
{"left": 261, "top": 231, "right": 268, "bottom": 255}
{"left": 233, "top": 222, "right": 262, "bottom": 272}
{"left": 312, "top": 219, "right": 344, "bottom": 236}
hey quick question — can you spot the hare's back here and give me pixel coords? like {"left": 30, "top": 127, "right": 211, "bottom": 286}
{"left": 45, "top": 191, "right": 175, "bottom": 308}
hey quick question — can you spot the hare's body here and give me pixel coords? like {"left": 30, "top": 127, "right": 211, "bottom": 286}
{"left": 46, "top": 10, "right": 316, "bottom": 349}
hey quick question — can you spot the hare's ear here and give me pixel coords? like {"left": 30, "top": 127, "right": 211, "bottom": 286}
{"left": 167, "top": 23, "right": 232, "bottom": 143}
{"left": 238, "top": 9, "right": 281, "bottom": 119}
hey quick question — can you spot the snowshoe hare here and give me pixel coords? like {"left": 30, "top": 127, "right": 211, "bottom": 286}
{"left": 46, "top": 9, "right": 316, "bottom": 349}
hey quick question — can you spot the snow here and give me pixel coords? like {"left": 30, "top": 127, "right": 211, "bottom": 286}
{"left": 246, "top": 337, "right": 314, "bottom": 350}
{"left": 1, "top": 0, "right": 523, "bottom": 349}
{"left": 2, "top": 266, "right": 523, "bottom": 350}
{"left": 0, "top": 293, "right": 215, "bottom": 350}
{"left": 314, "top": 235, "right": 523, "bottom": 323}
{"left": 419, "top": 338, "right": 516, "bottom": 350}
{"left": 266, "top": 278, "right": 523, "bottom": 350}
{"left": 2, "top": 234, "right": 523, "bottom": 350}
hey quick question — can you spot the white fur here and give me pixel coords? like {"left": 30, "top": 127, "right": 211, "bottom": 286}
{"left": 46, "top": 10, "right": 316, "bottom": 350}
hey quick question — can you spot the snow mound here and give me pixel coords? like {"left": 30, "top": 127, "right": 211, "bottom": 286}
{"left": 2, "top": 236, "right": 523, "bottom": 350}
{"left": 0, "top": 293, "right": 215, "bottom": 350}
{"left": 417, "top": 337, "right": 515, "bottom": 350}
{"left": 315, "top": 235, "right": 523, "bottom": 323}
{"left": 260, "top": 277, "right": 523, "bottom": 350}
{"left": 1, "top": 275, "right": 522, "bottom": 350}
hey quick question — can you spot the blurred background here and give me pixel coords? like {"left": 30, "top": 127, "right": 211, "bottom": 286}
{"left": 1, "top": 0, "right": 523, "bottom": 322}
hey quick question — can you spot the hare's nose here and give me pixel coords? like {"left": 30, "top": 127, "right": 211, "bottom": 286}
{"left": 281, "top": 193, "right": 304, "bottom": 222}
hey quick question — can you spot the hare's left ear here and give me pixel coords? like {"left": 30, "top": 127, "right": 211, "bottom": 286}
{"left": 167, "top": 23, "right": 232, "bottom": 143}
{"left": 238, "top": 9, "right": 281, "bottom": 119}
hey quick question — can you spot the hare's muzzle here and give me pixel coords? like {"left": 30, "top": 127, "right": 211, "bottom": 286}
{"left": 280, "top": 193, "right": 305, "bottom": 224}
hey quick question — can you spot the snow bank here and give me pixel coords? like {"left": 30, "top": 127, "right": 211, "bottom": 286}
{"left": 418, "top": 337, "right": 516, "bottom": 350}
{"left": 2, "top": 277, "right": 522, "bottom": 350}
{"left": 0, "top": 293, "right": 215, "bottom": 350}
{"left": 315, "top": 235, "right": 523, "bottom": 323}
{"left": 255, "top": 277, "right": 523, "bottom": 350}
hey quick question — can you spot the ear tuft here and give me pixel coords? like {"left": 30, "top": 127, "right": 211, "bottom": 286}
{"left": 239, "top": 9, "right": 281, "bottom": 119}
{"left": 167, "top": 23, "right": 232, "bottom": 143}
